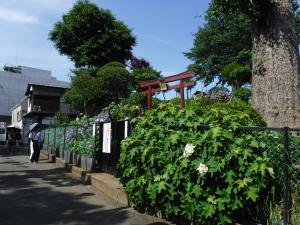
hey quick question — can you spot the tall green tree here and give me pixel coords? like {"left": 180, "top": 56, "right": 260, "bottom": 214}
{"left": 128, "top": 56, "right": 161, "bottom": 91}
{"left": 214, "top": 0, "right": 300, "bottom": 127}
{"left": 128, "top": 56, "right": 153, "bottom": 71}
{"left": 186, "top": 2, "right": 252, "bottom": 88}
{"left": 49, "top": 0, "right": 136, "bottom": 67}
{"left": 97, "top": 62, "right": 132, "bottom": 103}
{"left": 64, "top": 74, "right": 102, "bottom": 115}
{"left": 188, "top": 0, "right": 300, "bottom": 127}
{"left": 187, "top": 1, "right": 300, "bottom": 90}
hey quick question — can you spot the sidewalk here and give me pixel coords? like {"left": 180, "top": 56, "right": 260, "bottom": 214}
{"left": 0, "top": 145, "right": 170, "bottom": 225}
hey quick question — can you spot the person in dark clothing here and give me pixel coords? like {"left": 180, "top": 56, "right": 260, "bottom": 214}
{"left": 7, "top": 130, "right": 16, "bottom": 155}
{"left": 30, "top": 127, "right": 42, "bottom": 163}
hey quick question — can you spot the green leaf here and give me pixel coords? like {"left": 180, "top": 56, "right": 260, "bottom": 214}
{"left": 180, "top": 158, "right": 190, "bottom": 168}
{"left": 211, "top": 127, "right": 222, "bottom": 138}
{"left": 260, "top": 161, "right": 267, "bottom": 175}
{"left": 192, "top": 185, "right": 202, "bottom": 197}
{"left": 225, "top": 170, "right": 236, "bottom": 184}
{"left": 236, "top": 178, "right": 252, "bottom": 189}
{"left": 232, "top": 196, "right": 243, "bottom": 210}
{"left": 219, "top": 215, "right": 232, "bottom": 224}
{"left": 242, "top": 148, "right": 252, "bottom": 160}
{"left": 170, "top": 133, "right": 180, "bottom": 145}
{"left": 249, "top": 161, "right": 259, "bottom": 174}
{"left": 157, "top": 181, "right": 167, "bottom": 193}
{"left": 201, "top": 202, "right": 216, "bottom": 218}
{"left": 246, "top": 187, "right": 259, "bottom": 202}
{"left": 250, "top": 139, "right": 260, "bottom": 148}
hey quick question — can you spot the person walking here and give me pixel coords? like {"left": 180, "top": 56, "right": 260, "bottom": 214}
{"left": 28, "top": 132, "right": 34, "bottom": 161}
{"left": 7, "top": 130, "right": 16, "bottom": 155}
{"left": 30, "top": 126, "right": 42, "bottom": 163}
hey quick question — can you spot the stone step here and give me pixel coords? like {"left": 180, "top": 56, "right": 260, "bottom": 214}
{"left": 90, "top": 173, "right": 128, "bottom": 206}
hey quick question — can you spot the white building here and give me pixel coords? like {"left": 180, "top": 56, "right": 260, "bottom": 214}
{"left": 11, "top": 96, "right": 27, "bottom": 130}
{"left": 0, "top": 65, "right": 69, "bottom": 123}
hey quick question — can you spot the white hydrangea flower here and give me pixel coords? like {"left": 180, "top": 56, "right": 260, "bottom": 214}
{"left": 183, "top": 144, "right": 195, "bottom": 157}
{"left": 267, "top": 167, "right": 275, "bottom": 177}
{"left": 196, "top": 163, "right": 209, "bottom": 176}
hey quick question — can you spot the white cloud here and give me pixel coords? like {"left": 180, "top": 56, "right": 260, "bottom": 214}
{"left": 21, "top": 0, "right": 76, "bottom": 13}
{"left": 31, "top": 0, "right": 75, "bottom": 8}
{"left": 0, "top": 6, "right": 39, "bottom": 24}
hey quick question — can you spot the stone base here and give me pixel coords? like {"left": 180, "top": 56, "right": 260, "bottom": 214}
{"left": 41, "top": 149, "right": 55, "bottom": 163}
{"left": 55, "top": 157, "right": 66, "bottom": 168}
{"left": 70, "top": 165, "right": 91, "bottom": 183}
{"left": 48, "top": 154, "right": 56, "bottom": 163}
{"left": 55, "top": 157, "right": 73, "bottom": 171}
{"left": 90, "top": 173, "right": 128, "bottom": 206}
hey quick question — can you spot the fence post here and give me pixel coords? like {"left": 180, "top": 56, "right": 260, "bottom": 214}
{"left": 75, "top": 125, "right": 78, "bottom": 141}
{"left": 283, "top": 126, "right": 290, "bottom": 225}
{"left": 47, "top": 127, "right": 49, "bottom": 146}
{"left": 93, "top": 123, "right": 96, "bottom": 157}
{"left": 63, "top": 125, "right": 66, "bottom": 151}
{"left": 54, "top": 126, "right": 56, "bottom": 150}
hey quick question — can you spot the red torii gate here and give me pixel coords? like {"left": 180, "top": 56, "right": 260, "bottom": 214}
{"left": 139, "top": 71, "right": 195, "bottom": 110}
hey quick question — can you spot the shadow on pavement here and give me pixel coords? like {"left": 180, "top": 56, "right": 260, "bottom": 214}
{"left": 0, "top": 149, "right": 172, "bottom": 225}
{"left": 0, "top": 167, "right": 131, "bottom": 225}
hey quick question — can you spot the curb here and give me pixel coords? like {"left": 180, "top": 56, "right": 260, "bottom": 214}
{"left": 41, "top": 150, "right": 128, "bottom": 206}
{"left": 90, "top": 173, "right": 128, "bottom": 206}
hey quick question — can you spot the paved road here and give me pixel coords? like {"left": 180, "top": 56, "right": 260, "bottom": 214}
{"left": 0, "top": 145, "right": 169, "bottom": 225}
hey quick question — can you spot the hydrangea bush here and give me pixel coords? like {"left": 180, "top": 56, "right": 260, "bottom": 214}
{"left": 118, "top": 102, "right": 274, "bottom": 224}
{"left": 70, "top": 115, "right": 98, "bottom": 157}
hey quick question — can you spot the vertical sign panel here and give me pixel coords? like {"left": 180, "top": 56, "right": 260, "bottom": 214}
{"left": 93, "top": 123, "right": 96, "bottom": 136}
{"left": 124, "top": 121, "right": 128, "bottom": 138}
{"left": 102, "top": 123, "right": 111, "bottom": 153}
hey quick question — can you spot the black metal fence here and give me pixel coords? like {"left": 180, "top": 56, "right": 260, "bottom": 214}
{"left": 228, "top": 127, "right": 300, "bottom": 225}
{"left": 42, "top": 120, "right": 130, "bottom": 174}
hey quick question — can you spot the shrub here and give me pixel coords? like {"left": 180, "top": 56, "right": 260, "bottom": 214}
{"left": 110, "top": 93, "right": 147, "bottom": 120}
{"left": 232, "top": 87, "right": 251, "bottom": 102}
{"left": 70, "top": 115, "right": 97, "bottom": 157}
{"left": 189, "top": 98, "right": 266, "bottom": 127}
{"left": 54, "top": 112, "right": 69, "bottom": 126}
{"left": 131, "top": 68, "right": 161, "bottom": 91}
{"left": 100, "top": 93, "right": 162, "bottom": 121}
{"left": 119, "top": 103, "right": 274, "bottom": 224}
{"left": 71, "top": 125, "right": 96, "bottom": 157}
{"left": 97, "top": 62, "right": 132, "bottom": 102}
{"left": 208, "top": 86, "right": 230, "bottom": 100}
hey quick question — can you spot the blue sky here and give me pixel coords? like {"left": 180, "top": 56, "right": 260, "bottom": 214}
{"left": 0, "top": 0, "right": 210, "bottom": 85}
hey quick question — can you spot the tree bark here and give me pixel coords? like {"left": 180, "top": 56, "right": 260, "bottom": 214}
{"left": 83, "top": 100, "right": 88, "bottom": 116}
{"left": 251, "top": 0, "right": 300, "bottom": 128}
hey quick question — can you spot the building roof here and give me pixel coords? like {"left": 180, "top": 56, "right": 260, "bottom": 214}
{"left": 25, "top": 83, "right": 69, "bottom": 96}
{"left": 0, "top": 66, "right": 69, "bottom": 117}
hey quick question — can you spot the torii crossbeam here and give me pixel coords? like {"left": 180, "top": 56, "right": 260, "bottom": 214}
{"left": 139, "top": 71, "right": 195, "bottom": 110}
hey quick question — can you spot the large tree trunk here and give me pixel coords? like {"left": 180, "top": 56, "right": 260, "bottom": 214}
{"left": 251, "top": 0, "right": 300, "bottom": 128}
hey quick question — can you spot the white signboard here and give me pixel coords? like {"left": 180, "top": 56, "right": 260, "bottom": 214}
{"left": 102, "top": 123, "right": 111, "bottom": 153}
{"left": 124, "top": 121, "right": 128, "bottom": 138}
{"left": 92, "top": 123, "right": 96, "bottom": 136}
